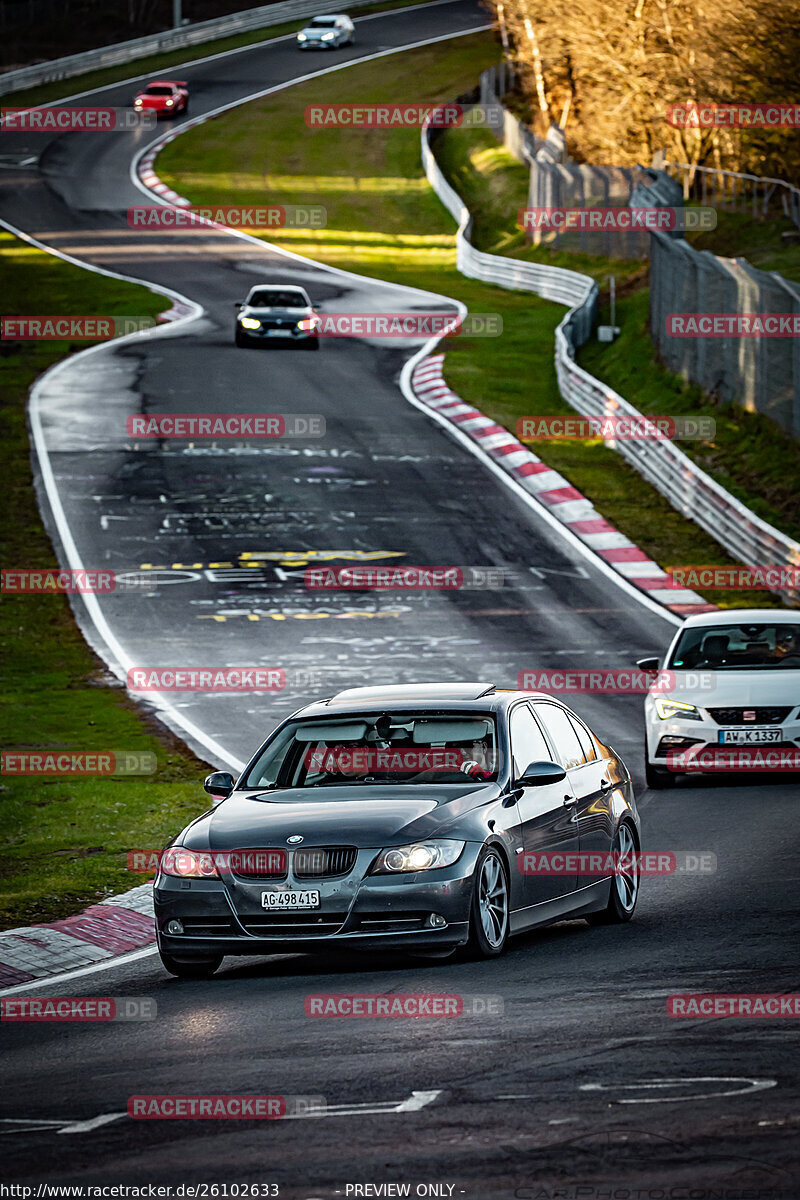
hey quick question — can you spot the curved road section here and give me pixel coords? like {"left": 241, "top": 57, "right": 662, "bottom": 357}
{"left": 0, "top": 0, "right": 675, "bottom": 766}
{"left": 1, "top": 3, "right": 798, "bottom": 1192}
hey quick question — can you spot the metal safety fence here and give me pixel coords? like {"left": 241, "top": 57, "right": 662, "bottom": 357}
{"left": 421, "top": 108, "right": 800, "bottom": 604}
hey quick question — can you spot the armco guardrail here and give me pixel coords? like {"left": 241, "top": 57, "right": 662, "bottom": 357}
{"left": 665, "top": 161, "right": 800, "bottom": 231}
{"left": 0, "top": 0, "right": 379, "bottom": 96}
{"left": 421, "top": 118, "right": 800, "bottom": 605}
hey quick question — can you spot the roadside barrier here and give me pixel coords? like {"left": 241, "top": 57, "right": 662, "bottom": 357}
{"left": 420, "top": 116, "right": 800, "bottom": 606}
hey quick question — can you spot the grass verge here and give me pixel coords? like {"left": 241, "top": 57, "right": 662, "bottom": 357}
{"left": 0, "top": 233, "right": 208, "bottom": 929}
{"left": 157, "top": 34, "right": 788, "bottom": 609}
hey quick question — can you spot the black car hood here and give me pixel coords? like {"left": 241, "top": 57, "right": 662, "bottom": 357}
{"left": 183, "top": 783, "right": 500, "bottom": 850}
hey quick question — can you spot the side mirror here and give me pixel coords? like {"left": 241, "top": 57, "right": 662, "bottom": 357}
{"left": 204, "top": 771, "right": 235, "bottom": 803}
{"left": 636, "top": 656, "right": 660, "bottom": 671}
{"left": 233, "top": 301, "right": 244, "bottom": 309}
{"left": 515, "top": 760, "right": 566, "bottom": 787}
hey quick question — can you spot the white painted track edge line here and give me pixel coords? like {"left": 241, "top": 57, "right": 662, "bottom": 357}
{"left": 400, "top": 354, "right": 682, "bottom": 628}
{"left": 12, "top": 0, "right": 475, "bottom": 107}
{"left": 0, "top": 946, "right": 159, "bottom": 996}
{"left": 127, "top": 26, "right": 495, "bottom": 303}
{"left": 0, "top": 216, "right": 244, "bottom": 772}
{"left": 0, "top": 18, "right": 677, "bottom": 993}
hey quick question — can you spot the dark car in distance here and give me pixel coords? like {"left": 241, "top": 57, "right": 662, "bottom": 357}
{"left": 233, "top": 284, "right": 319, "bottom": 349}
{"left": 154, "top": 683, "right": 641, "bottom": 978}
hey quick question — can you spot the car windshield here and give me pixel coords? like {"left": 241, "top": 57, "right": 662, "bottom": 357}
{"left": 146, "top": 86, "right": 175, "bottom": 95}
{"left": 310, "top": 17, "right": 337, "bottom": 26}
{"left": 248, "top": 290, "right": 307, "bottom": 307}
{"left": 669, "top": 622, "right": 800, "bottom": 669}
{"left": 242, "top": 713, "right": 500, "bottom": 789}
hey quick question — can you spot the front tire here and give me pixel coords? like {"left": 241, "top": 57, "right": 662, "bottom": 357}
{"left": 235, "top": 329, "right": 250, "bottom": 348}
{"left": 159, "top": 949, "right": 222, "bottom": 979}
{"left": 464, "top": 846, "right": 509, "bottom": 959}
{"left": 645, "top": 745, "right": 675, "bottom": 790}
{"left": 587, "top": 821, "right": 640, "bottom": 925}
{"left": 303, "top": 337, "right": 319, "bottom": 350}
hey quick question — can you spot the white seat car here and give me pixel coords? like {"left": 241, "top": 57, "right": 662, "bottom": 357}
{"left": 297, "top": 13, "right": 355, "bottom": 48}
{"left": 640, "top": 609, "right": 800, "bottom": 788}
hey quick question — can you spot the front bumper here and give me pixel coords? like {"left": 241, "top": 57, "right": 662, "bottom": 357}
{"left": 645, "top": 713, "right": 800, "bottom": 773}
{"left": 154, "top": 846, "right": 480, "bottom": 958}
{"left": 236, "top": 323, "right": 316, "bottom": 342}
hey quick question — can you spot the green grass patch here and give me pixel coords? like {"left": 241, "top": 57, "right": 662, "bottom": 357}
{"left": 0, "top": 232, "right": 210, "bottom": 929}
{"left": 4, "top": 0, "right": 437, "bottom": 110}
{"left": 688, "top": 208, "right": 800, "bottom": 283}
{"left": 157, "top": 34, "right": 787, "bottom": 612}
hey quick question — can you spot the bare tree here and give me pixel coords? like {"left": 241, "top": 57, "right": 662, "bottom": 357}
{"left": 486, "top": 0, "right": 800, "bottom": 179}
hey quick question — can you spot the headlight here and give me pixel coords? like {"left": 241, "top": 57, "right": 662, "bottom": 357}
{"left": 134, "top": 100, "right": 143, "bottom": 107}
{"left": 160, "top": 847, "right": 219, "bottom": 879}
{"left": 654, "top": 698, "right": 702, "bottom": 721}
{"left": 165, "top": 99, "right": 174, "bottom": 106}
{"left": 321, "top": 31, "right": 335, "bottom": 40}
{"left": 370, "top": 841, "right": 465, "bottom": 874}
{"left": 240, "top": 317, "right": 261, "bottom": 330}
{"left": 297, "top": 32, "right": 307, "bottom": 40}
{"left": 297, "top": 317, "right": 318, "bottom": 330}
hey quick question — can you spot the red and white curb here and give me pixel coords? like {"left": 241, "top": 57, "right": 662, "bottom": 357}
{"left": 137, "top": 125, "right": 196, "bottom": 207}
{"left": 139, "top": 128, "right": 219, "bottom": 325}
{"left": 0, "top": 884, "right": 154, "bottom": 989}
{"left": 412, "top": 356, "right": 716, "bottom": 616}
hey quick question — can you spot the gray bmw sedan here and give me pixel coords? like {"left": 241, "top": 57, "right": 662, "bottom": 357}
{"left": 154, "top": 683, "right": 641, "bottom": 977}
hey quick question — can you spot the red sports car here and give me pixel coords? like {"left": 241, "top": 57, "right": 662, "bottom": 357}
{"left": 133, "top": 80, "right": 189, "bottom": 118}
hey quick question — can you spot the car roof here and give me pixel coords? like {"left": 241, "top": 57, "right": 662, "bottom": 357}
{"left": 147, "top": 80, "right": 181, "bottom": 86}
{"left": 679, "top": 608, "right": 798, "bottom": 628}
{"left": 293, "top": 683, "right": 556, "bottom": 718}
{"left": 247, "top": 285, "right": 307, "bottom": 295}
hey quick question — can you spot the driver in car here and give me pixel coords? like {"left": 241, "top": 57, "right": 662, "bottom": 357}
{"left": 775, "top": 628, "right": 800, "bottom": 661}
{"left": 460, "top": 737, "right": 495, "bottom": 782}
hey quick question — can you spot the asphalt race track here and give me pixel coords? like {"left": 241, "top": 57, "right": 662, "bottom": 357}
{"left": 1, "top": 1, "right": 798, "bottom": 1193}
